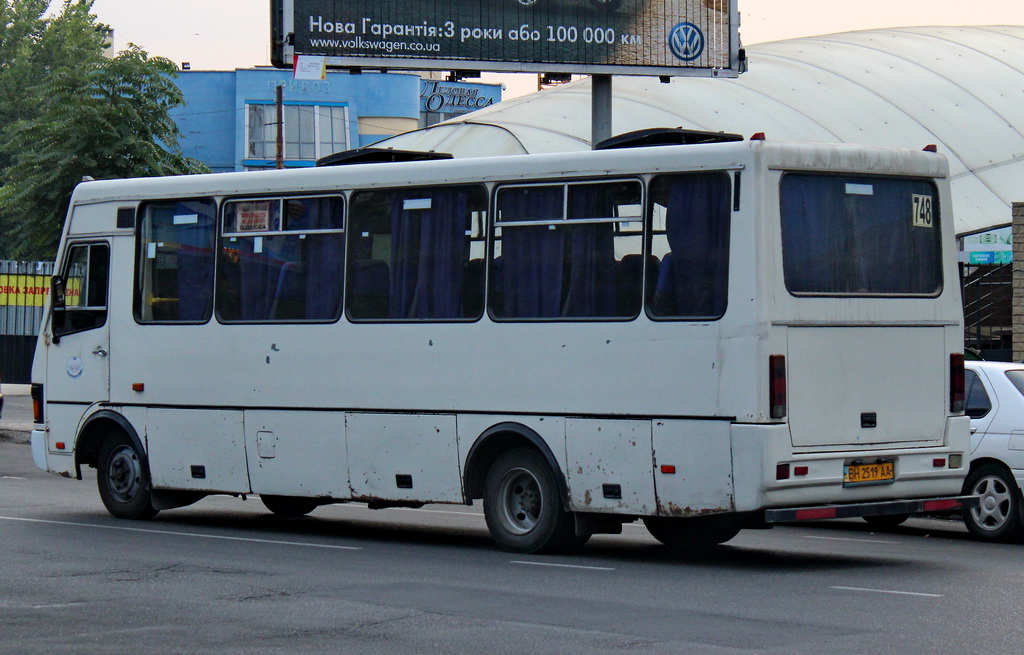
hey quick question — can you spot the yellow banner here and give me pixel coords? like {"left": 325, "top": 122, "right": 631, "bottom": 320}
{"left": 0, "top": 274, "right": 81, "bottom": 307}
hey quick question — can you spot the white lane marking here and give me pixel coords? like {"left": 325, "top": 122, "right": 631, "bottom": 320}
{"left": 831, "top": 586, "right": 943, "bottom": 598}
{"left": 1, "top": 476, "right": 27, "bottom": 480}
{"left": 511, "top": 560, "right": 614, "bottom": 571}
{"left": 0, "top": 516, "right": 362, "bottom": 550}
{"left": 804, "top": 535, "right": 901, "bottom": 545}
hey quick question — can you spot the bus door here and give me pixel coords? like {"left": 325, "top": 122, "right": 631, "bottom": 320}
{"left": 47, "top": 242, "right": 111, "bottom": 408}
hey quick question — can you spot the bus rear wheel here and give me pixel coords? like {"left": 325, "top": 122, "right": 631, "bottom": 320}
{"left": 483, "top": 448, "right": 586, "bottom": 554}
{"left": 261, "top": 495, "right": 320, "bottom": 517}
{"left": 97, "top": 433, "right": 158, "bottom": 520}
{"left": 643, "top": 516, "right": 739, "bottom": 552}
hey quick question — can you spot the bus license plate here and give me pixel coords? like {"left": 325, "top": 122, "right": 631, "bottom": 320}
{"left": 844, "top": 461, "right": 895, "bottom": 486}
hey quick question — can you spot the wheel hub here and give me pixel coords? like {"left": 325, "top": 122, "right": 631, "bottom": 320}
{"left": 107, "top": 446, "right": 141, "bottom": 503}
{"left": 497, "top": 468, "right": 542, "bottom": 535}
{"left": 971, "top": 475, "right": 1010, "bottom": 530}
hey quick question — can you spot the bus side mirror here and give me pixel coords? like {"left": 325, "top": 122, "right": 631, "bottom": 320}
{"left": 51, "top": 276, "right": 65, "bottom": 344}
{"left": 51, "top": 275, "right": 66, "bottom": 310}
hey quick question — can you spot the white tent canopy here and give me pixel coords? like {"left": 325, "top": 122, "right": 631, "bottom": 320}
{"left": 378, "top": 26, "right": 1024, "bottom": 236}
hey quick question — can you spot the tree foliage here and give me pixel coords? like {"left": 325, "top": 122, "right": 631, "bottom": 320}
{"left": 0, "top": 0, "right": 207, "bottom": 259}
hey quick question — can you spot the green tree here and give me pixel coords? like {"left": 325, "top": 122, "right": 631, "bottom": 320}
{"left": 0, "top": 0, "right": 206, "bottom": 260}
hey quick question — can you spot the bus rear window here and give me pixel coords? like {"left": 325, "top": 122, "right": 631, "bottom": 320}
{"left": 780, "top": 174, "right": 942, "bottom": 296}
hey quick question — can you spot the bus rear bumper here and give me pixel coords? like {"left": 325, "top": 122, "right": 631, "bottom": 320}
{"left": 764, "top": 494, "right": 979, "bottom": 523}
{"left": 30, "top": 429, "right": 48, "bottom": 472}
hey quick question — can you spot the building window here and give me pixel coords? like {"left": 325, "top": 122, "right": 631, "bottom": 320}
{"left": 246, "top": 103, "right": 350, "bottom": 162}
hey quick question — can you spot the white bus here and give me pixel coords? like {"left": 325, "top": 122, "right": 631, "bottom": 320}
{"left": 31, "top": 134, "right": 975, "bottom": 553}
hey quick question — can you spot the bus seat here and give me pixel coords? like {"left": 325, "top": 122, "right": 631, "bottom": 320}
{"left": 270, "top": 262, "right": 306, "bottom": 319}
{"left": 652, "top": 251, "right": 676, "bottom": 315}
{"left": 489, "top": 256, "right": 504, "bottom": 316}
{"left": 463, "top": 258, "right": 485, "bottom": 318}
{"left": 348, "top": 259, "right": 390, "bottom": 319}
{"left": 616, "top": 254, "right": 648, "bottom": 316}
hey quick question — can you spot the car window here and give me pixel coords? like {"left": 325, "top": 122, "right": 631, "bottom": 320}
{"left": 965, "top": 370, "right": 992, "bottom": 419}
{"left": 1003, "top": 370, "right": 1024, "bottom": 398}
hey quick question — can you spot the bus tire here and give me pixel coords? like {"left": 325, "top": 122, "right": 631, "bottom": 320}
{"left": 642, "top": 516, "right": 739, "bottom": 552}
{"left": 96, "top": 433, "right": 158, "bottom": 520}
{"left": 483, "top": 448, "right": 584, "bottom": 554}
{"left": 963, "top": 463, "right": 1024, "bottom": 542}
{"left": 261, "top": 495, "right": 319, "bottom": 517}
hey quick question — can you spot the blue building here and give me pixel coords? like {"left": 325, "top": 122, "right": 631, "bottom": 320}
{"left": 170, "top": 68, "right": 501, "bottom": 173}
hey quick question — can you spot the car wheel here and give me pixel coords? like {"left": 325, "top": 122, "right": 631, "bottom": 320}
{"left": 643, "top": 516, "right": 740, "bottom": 552}
{"left": 97, "top": 433, "right": 159, "bottom": 520}
{"left": 261, "top": 495, "right": 320, "bottom": 517}
{"left": 483, "top": 448, "right": 586, "bottom": 553}
{"left": 963, "top": 463, "right": 1023, "bottom": 542}
{"left": 862, "top": 513, "right": 910, "bottom": 528}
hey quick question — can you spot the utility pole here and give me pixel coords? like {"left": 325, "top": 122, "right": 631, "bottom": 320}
{"left": 275, "top": 84, "right": 284, "bottom": 169}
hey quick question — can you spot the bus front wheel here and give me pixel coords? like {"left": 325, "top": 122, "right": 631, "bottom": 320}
{"left": 643, "top": 516, "right": 739, "bottom": 552}
{"left": 483, "top": 448, "right": 586, "bottom": 553}
{"left": 97, "top": 433, "right": 159, "bottom": 520}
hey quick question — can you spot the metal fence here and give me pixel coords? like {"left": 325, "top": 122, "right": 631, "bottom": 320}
{"left": 1, "top": 260, "right": 54, "bottom": 383}
{"left": 962, "top": 263, "right": 1013, "bottom": 362}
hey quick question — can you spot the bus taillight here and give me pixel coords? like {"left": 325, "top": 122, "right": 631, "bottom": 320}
{"left": 950, "top": 353, "right": 965, "bottom": 413}
{"left": 769, "top": 355, "right": 787, "bottom": 419}
{"left": 31, "top": 383, "right": 44, "bottom": 423}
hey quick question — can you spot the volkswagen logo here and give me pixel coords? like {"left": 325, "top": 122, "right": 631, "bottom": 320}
{"left": 668, "top": 22, "right": 705, "bottom": 62}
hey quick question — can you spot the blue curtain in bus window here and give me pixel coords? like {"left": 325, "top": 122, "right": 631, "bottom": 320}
{"left": 288, "top": 197, "right": 344, "bottom": 319}
{"left": 238, "top": 237, "right": 282, "bottom": 320}
{"left": 653, "top": 173, "right": 731, "bottom": 318}
{"left": 563, "top": 188, "right": 616, "bottom": 317}
{"left": 171, "top": 201, "right": 215, "bottom": 321}
{"left": 498, "top": 186, "right": 564, "bottom": 318}
{"left": 389, "top": 189, "right": 467, "bottom": 319}
{"left": 778, "top": 177, "right": 844, "bottom": 292}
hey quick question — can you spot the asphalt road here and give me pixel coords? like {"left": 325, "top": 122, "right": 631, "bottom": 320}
{"left": 3, "top": 437, "right": 1024, "bottom": 654}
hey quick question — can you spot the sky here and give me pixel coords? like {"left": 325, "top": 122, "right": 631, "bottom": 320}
{"left": 81, "top": 0, "right": 1024, "bottom": 97}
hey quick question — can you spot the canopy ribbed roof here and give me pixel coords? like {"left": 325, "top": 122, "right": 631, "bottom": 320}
{"left": 378, "top": 26, "right": 1024, "bottom": 236}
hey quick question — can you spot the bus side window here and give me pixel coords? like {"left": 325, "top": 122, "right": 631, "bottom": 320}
{"left": 216, "top": 196, "right": 344, "bottom": 323}
{"left": 135, "top": 199, "right": 217, "bottom": 323}
{"left": 490, "top": 179, "right": 643, "bottom": 320}
{"left": 346, "top": 185, "right": 487, "bottom": 321}
{"left": 53, "top": 243, "right": 109, "bottom": 338}
{"left": 647, "top": 172, "right": 732, "bottom": 320}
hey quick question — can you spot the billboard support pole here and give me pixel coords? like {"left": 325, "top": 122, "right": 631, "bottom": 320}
{"left": 592, "top": 74, "right": 612, "bottom": 149}
{"left": 275, "top": 84, "right": 285, "bottom": 170}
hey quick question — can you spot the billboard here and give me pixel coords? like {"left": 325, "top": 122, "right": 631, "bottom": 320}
{"left": 272, "top": 0, "right": 741, "bottom": 78}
